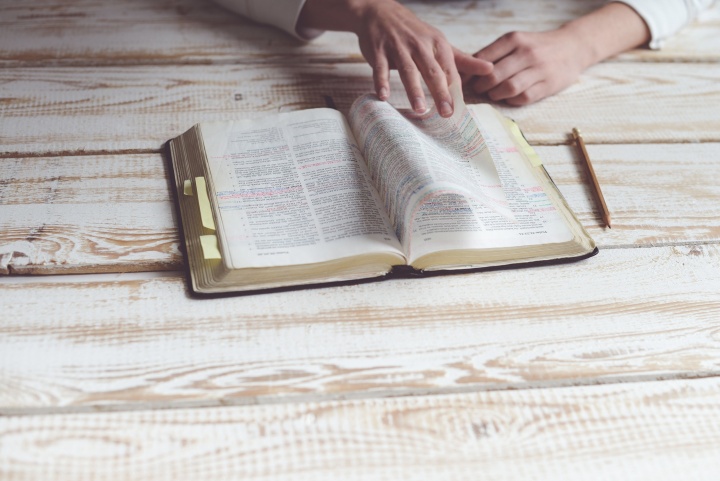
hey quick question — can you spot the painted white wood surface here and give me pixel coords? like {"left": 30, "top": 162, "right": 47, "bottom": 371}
{"left": 2, "top": 62, "right": 719, "bottom": 157}
{"left": 2, "top": 0, "right": 720, "bottom": 476}
{"left": 538, "top": 142, "right": 720, "bottom": 246}
{"left": 0, "top": 154, "right": 180, "bottom": 274}
{"left": 2, "top": 377, "right": 720, "bottom": 481}
{"left": 0, "top": 63, "right": 720, "bottom": 156}
{"left": 1, "top": 245, "right": 719, "bottom": 413}
{"left": 1, "top": 0, "right": 718, "bottom": 67}
{"left": 3, "top": 144, "right": 720, "bottom": 274}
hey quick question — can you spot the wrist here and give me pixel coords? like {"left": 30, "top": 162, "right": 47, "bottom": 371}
{"left": 558, "top": 3, "right": 650, "bottom": 68}
{"left": 558, "top": 20, "right": 604, "bottom": 70}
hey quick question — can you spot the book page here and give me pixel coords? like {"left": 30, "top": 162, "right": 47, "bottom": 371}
{"left": 348, "top": 85, "right": 510, "bottom": 252}
{"left": 406, "top": 105, "right": 576, "bottom": 265}
{"left": 199, "top": 109, "right": 403, "bottom": 269}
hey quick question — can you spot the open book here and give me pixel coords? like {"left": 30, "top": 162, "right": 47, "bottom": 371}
{"left": 168, "top": 87, "right": 596, "bottom": 294}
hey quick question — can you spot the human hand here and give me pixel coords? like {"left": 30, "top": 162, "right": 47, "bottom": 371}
{"left": 463, "top": 2, "right": 651, "bottom": 106}
{"left": 464, "top": 28, "right": 593, "bottom": 106}
{"left": 351, "top": 0, "right": 493, "bottom": 116}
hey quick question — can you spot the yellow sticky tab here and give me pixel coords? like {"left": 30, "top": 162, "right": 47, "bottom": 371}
{"left": 195, "top": 177, "right": 216, "bottom": 231}
{"left": 507, "top": 120, "right": 542, "bottom": 167}
{"left": 199, "top": 235, "right": 222, "bottom": 260}
{"left": 183, "top": 179, "right": 193, "bottom": 196}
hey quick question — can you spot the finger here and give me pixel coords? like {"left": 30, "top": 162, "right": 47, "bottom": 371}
{"left": 415, "top": 56, "right": 453, "bottom": 117}
{"left": 471, "top": 51, "right": 532, "bottom": 93}
{"left": 505, "top": 81, "right": 550, "bottom": 106}
{"left": 394, "top": 50, "right": 427, "bottom": 113}
{"left": 372, "top": 52, "right": 391, "bottom": 100}
{"left": 437, "top": 44, "right": 462, "bottom": 86}
{"left": 473, "top": 32, "right": 519, "bottom": 63}
{"left": 487, "top": 67, "right": 542, "bottom": 101}
{"left": 415, "top": 45, "right": 455, "bottom": 117}
{"left": 454, "top": 48, "right": 493, "bottom": 80}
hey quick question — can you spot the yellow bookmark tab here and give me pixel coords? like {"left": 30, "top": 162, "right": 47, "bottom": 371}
{"left": 183, "top": 179, "right": 193, "bottom": 196}
{"left": 194, "top": 177, "right": 216, "bottom": 231}
{"left": 199, "top": 235, "right": 222, "bottom": 260}
{"left": 507, "top": 120, "right": 542, "bottom": 167}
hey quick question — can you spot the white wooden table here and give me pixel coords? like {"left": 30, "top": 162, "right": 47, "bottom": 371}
{"left": 2, "top": 1, "right": 720, "bottom": 479}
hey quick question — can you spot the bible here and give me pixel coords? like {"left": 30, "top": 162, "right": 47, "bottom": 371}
{"left": 168, "top": 87, "right": 596, "bottom": 295}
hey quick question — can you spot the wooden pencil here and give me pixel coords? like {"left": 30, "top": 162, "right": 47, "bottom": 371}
{"left": 572, "top": 128, "right": 612, "bottom": 228}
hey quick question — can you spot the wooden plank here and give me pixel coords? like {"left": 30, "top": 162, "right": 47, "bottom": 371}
{"left": 3, "top": 143, "right": 720, "bottom": 274}
{"left": 1, "top": 62, "right": 719, "bottom": 157}
{"left": 1, "top": 245, "right": 719, "bottom": 413}
{"left": 1, "top": 377, "right": 720, "bottom": 480}
{"left": 536, "top": 142, "right": 720, "bottom": 246}
{"left": 1, "top": 0, "right": 717, "bottom": 67}
{"left": 0, "top": 154, "right": 180, "bottom": 274}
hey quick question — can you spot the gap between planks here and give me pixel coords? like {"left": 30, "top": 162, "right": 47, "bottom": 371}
{"left": 5, "top": 232, "right": 720, "bottom": 283}
{"left": 600, "top": 239, "right": 720, "bottom": 250}
{"left": 1, "top": 130, "right": 719, "bottom": 160}
{"left": 0, "top": 148, "right": 159, "bottom": 160}
{"left": 2, "top": 56, "right": 718, "bottom": 70}
{"left": 4, "top": 370, "right": 720, "bottom": 418}
{"left": 2, "top": 238, "right": 720, "bottom": 278}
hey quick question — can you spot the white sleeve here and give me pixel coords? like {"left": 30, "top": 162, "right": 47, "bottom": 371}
{"left": 211, "top": 0, "right": 324, "bottom": 41}
{"left": 615, "top": 0, "right": 717, "bottom": 49}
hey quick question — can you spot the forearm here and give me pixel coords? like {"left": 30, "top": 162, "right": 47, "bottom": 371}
{"left": 560, "top": 2, "right": 651, "bottom": 68}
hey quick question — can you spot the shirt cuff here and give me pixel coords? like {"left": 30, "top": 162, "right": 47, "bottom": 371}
{"left": 213, "top": 0, "right": 324, "bottom": 41}
{"left": 615, "top": 0, "right": 715, "bottom": 49}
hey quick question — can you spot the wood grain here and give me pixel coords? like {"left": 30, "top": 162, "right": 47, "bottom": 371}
{"left": 3, "top": 0, "right": 720, "bottom": 477}
{"left": 1, "top": 245, "right": 719, "bottom": 413}
{"left": 0, "top": 154, "right": 180, "bottom": 274}
{"left": 536, "top": 142, "right": 720, "bottom": 246}
{"left": 3, "top": 143, "right": 720, "bottom": 274}
{"left": 2, "top": 62, "right": 719, "bottom": 157}
{"left": 2, "top": 377, "right": 720, "bottom": 481}
{"left": 1, "top": 0, "right": 718, "bottom": 67}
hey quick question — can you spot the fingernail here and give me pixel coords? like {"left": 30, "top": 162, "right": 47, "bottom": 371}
{"left": 413, "top": 97, "right": 426, "bottom": 112}
{"left": 378, "top": 88, "right": 388, "bottom": 100}
{"left": 439, "top": 101, "right": 453, "bottom": 117}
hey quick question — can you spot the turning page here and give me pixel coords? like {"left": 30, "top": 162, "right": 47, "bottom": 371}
{"left": 410, "top": 104, "right": 584, "bottom": 269}
{"left": 348, "top": 85, "right": 511, "bottom": 257}
{"left": 349, "top": 87, "right": 514, "bottom": 259}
